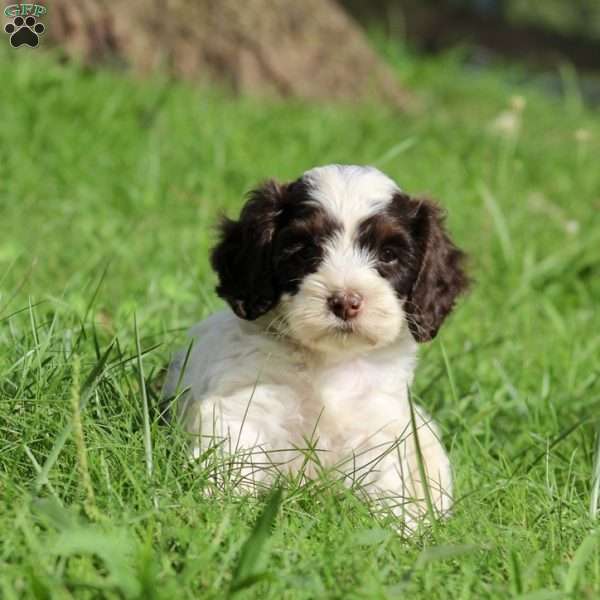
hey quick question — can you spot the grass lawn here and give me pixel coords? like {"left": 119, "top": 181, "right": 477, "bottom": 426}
{"left": 1, "top": 41, "right": 600, "bottom": 599}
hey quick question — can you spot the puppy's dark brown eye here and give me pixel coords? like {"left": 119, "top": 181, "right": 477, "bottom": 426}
{"left": 283, "top": 243, "right": 307, "bottom": 257}
{"left": 282, "top": 242, "right": 318, "bottom": 261}
{"left": 379, "top": 247, "right": 398, "bottom": 264}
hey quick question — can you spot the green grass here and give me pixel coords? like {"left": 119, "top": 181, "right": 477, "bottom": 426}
{"left": 1, "top": 41, "right": 600, "bottom": 599}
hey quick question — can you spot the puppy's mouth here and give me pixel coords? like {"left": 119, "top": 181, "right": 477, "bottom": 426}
{"left": 332, "top": 320, "right": 355, "bottom": 333}
{"left": 317, "top": 320, "right": 379, "bottom": 346}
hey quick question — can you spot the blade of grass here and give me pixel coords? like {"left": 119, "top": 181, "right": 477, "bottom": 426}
{"left": 480, "top": 183, "right": 513, "bottom": 262}
{"left": 34, "top": 339, "right": 115, "bottom": 492}
{"left": 440, "top": 341, "right": 459, "bottom": 405}
{"left": 407, "top": 387, "right": 437, "bottom": 531}
{"left": 590, "top": 427, "right": 600, "bottom": 519}
{"left": 564, "top": 529, "right": 599, "bottom": 594}
{"left": 134, "top": 313, "right": 153, "bottom": 480}
{"left": 229, "top": 487, "right": 283, "bottom": 595}
{"left": 69, "top": 356, "right": 101, "bottom": 521}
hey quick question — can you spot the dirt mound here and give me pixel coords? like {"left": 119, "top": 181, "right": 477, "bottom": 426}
{"left": 45, "top": 0, "right": 411, "bottom": 108}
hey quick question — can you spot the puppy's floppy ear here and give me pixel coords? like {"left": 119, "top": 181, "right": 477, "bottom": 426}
{"left": 211, "top": 180, "right": 285, "bottom": 320}
{"left": 405, "top": 196, "right": 469, "bottom": 342}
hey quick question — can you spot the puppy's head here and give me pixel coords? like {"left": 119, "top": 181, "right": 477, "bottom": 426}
{"left": 211, "top": 165, "right": 468, "bottom": 355}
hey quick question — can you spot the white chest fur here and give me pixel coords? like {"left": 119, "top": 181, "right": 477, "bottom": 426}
{"left": 164, "top": 310, "right": 452, "bottom": 524}
{"left": 167, "top": 311, "right": 416, "bottom": 460}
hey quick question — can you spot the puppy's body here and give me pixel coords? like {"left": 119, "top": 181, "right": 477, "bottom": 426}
{"left": 165, "top": 165, "right": 467, "bottom": 527}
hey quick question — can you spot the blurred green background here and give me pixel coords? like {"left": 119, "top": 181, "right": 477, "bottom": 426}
{"left": 1, "top": 1, "right": 600, "bottom": 598}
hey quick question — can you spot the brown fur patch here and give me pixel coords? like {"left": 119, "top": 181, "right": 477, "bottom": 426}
{"left": 211, "top": 178, "right": 341, "bottom": 320}
{"left": 359, "top": 192, "right": 469, "bottom": 342}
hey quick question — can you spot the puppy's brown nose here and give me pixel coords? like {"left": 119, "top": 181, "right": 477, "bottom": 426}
{"left": 327, "top": 291, "right": 363, "bottom": 321}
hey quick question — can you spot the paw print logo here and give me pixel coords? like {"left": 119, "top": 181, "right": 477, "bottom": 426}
{"left": 4, "top": 15, "right": 45, "bottom": 48}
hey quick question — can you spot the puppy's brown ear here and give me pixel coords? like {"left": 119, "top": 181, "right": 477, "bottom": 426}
{"left": 405, "top": 198, "right": 469, "bottom": 342}
{"left": 211, "top": 180, "right": 285, "bottom": 320}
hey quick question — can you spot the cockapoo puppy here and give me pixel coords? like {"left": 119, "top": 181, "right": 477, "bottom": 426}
{"left": 164, "top": 164, "right": 468, "bottom": 529}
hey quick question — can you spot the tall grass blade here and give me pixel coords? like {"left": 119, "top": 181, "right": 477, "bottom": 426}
{"left": 34, "top": 340, "right": 115, "bottom": 491}
{"left": 134, "top": 313, "right": 153, "bottom": 479}
{"left": 480, "top": 183, "right": 512, "bottom": 262}
{"left": 407, "top": 387, "right": 437, "bottom": 530}
{"left": 229, "top": 487, "right": 283, "bottom": 595}
{"left": 590, "top": 427, "right": 600, "bottom": 519}
{"left": 564, "top": 529, "right": 599, "bottom": 594}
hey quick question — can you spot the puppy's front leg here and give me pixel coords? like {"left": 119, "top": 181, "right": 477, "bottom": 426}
{"left": 182, "top": 386, "right": 300, "bottom": 491}
{"left": 341, "top": 411, "right": 452, "bottom": 532}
